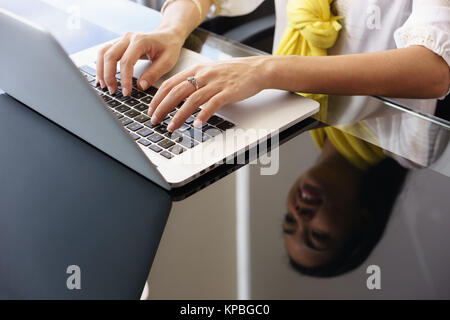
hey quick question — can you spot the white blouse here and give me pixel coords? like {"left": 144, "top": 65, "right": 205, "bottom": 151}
{"left": 212, "top": 0, "right": 450, "bottom": 68}
{"left": 211, "top": 0, "right": 450, "bottom": 168}
{"left": 211, "top": 0, "right": 450, "bottom": 93}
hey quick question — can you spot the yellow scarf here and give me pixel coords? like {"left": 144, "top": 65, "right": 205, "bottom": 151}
{"left": 275, "top": 0, "right": 385, "bottom": 170}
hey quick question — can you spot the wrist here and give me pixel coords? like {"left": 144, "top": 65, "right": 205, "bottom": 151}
{"left": 155, "top": 24, "right": 189, "bottom": 45}
{"left": 256, "top": 56, "right": 279, "bottom": 90}
{"left": 261, "top": 55, "right": 310, "bottom": 92}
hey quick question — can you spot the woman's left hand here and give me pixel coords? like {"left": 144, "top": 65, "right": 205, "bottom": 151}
{"left": 148, "top": 56, "right": 269, "bottom": 132}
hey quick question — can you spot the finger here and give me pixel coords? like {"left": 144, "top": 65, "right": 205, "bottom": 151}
{"left": 193, "top": 92, "right": 229, "bottom": 127}
{"left": 168, "top": 86, "right": 220, "bottom": 132}
{"left": 119, "top": 39, "right": 147, "bottom": 96}
{"left": 150, "top": 80, "right": 195, "bottom": 125}
{"left": 137, "top": 56, "right": 174, "bottom": 92}
{"left": 96, "top": 43, "right": 113, "bottom": 88}
{"left": 103, "top": 38, "right": 130, "bottom": 94}
{"left": 148, "top": 67, "right": 199, "bottom": 114}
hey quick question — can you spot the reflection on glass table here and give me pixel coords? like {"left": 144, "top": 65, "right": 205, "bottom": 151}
{"left": 319, "top": 95, "right": 449, "bottom": 178}
{"left": 283, "top": 134, "right": 407, "bottom": 278}
{"left": 247, "top": 123, "right": 450, "bottom": 299}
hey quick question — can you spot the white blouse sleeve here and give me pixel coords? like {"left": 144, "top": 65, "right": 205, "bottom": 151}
{"left": 394, "top": 0, "right": 450, "bottom": 66}
{"left": 209, "top": 0, "right": 265, "bottom": 17}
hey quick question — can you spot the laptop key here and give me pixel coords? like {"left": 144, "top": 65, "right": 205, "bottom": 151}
{"left": 124, "top": 98, "right": 141, "bottom": 107}
{"left": 149, "top": 144, "right": 162, "bottom": 153}
{"left": 144, "top": 120, "right": 160, "bottom": 129}
{"left": 80, "top": 65, "right": 96, "bottom": 76}
{"left": 201, "top": 124, "right": 213, "bottom": 132}
{"left": 140, "top": 96, "right": 152, "bottom": 104}
{"left": 158, "top": 139, "right": 175, "bottom": 149}
{"left": 204, "top": 127, "right": 221, "bottom": 137}
{"left": 155, "top": 125, "right": 168, "bottom": 134}
{"left": 115, "top": 105, "right": 131, "bottom": 113}
{"left": 114, "top": 92, "right": 131, "bottom": 102}
{"left": 185, "top": 115, "right": 195, "bottom": 124}
{"left": 129, "top": 132, "right": 140, "bottom": 140}
{"left": 137, "top": 128, "right": 153, "bottom": 137}
{"left": 165, "top": 131, "right": 183, "bottom": 142}
{"left": 102, "top": 95, "right": 112, "bottom": 103}
{"left": 134, "top": 114, "right": 150, "bottom": 123}
{"left": 125, "top": 109, "right": 140, "bottom": 118}
{"left": 169, "top": 145, "right": 186, "bottom": 155}
{"left": 127, "top": 122, "right": 143, "bottom": 132}
{"left": 134, "top": 103, "right": 148, "bottom": 112}
{"left": 149, "top": 134, "right": 164, "bottom": 143}
{"left": 216, "top": 120, "right": 235, "bottom": 131}
{"left": 138, "top": 139, "right": 151, "bottom": 147}
{"left": 99, "top": 86, "right": 109, "bottom": 93}
{"left": 207, "top": 115, "right": 224, "bottom": 126}
{"left": 114, "top": 112, "right": 123, "bottom": 119}
{"left": 160, "top": 151, "right": 173, "bottom": 159}
{"left": 83, "top": 74, "right": 95, "bottom": 83}
{"left": 120, "top": 117, "right": 133, "bottom": 126}
{"left": 187, "top": 128, "right": 204, "bottom": 142}
{"left": 179, "top": 136, "right": 198, "bottom": 148}
{"left": 178, "top": 123, "right": 190, "bottom": 132}
{"left": 107, "top": 100, "right": 121, "bottom": 108}
{"left": 144, "top": 86, "right": 158, "bottom": 96}
{"left": 131, "top": 90, "right": 147, "bottom": 100}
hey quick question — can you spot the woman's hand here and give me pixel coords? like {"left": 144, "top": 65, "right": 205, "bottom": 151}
{"left": 96, "top": 28, "right": 185, "bottom": 97}
{"left": 148, "top": 56, "right": 270, "bottom": 131}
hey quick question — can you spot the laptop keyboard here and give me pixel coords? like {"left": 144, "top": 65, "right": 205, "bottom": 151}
{"left": 79, "top": 66, "right": 235, "bottom": 160}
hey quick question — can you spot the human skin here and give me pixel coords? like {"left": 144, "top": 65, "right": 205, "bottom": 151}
{"left": 283, "top": 138, "right": 367, "bottom": 268}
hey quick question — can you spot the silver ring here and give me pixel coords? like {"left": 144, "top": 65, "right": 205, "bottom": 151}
{"left": 187, "top": 76, "right": 199, "bottom": 90}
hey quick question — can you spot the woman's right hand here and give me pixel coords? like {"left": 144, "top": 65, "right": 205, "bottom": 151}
{"left": 96, "top": 28, "right": 185, "bottom": 97}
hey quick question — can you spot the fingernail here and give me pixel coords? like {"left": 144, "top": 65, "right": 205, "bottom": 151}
{"left": 151, "top": 115, "right": 158, "bottom": 124}
{"left": 140, "top": 80, "right": 149, "bottom": 90}
{"left": 193, "top": 119, "right": 203, "bottom": 128}
{"left": 122, "top": 87, "right": 129, "bottom": 96}
{"left": 108, "top": 86, "right": 114, "bottom": 94}
{"left": 100, "top": 80, "right": 105, "bottom": 88}
{"left": 167, "top": 122, "right": 175, "bottom": 132}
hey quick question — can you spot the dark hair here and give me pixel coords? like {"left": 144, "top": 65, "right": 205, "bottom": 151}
{"left": 288, "top": 157, "right": 409, "bottom": 278}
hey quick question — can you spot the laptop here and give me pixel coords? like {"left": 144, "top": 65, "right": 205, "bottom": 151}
{"left": 0, "top": 8, "right": 319, "bottom": 190}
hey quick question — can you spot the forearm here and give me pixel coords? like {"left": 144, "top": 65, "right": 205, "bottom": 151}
{"left": 262, "top": 46, "right": 450, "bottom": 99}
{"left": 157, "top": 0, "right": 212, "bottom": 42}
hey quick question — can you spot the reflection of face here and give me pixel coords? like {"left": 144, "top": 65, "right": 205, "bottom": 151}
{"left": 284, "top": 143, "right": 366, "bottom": 269}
